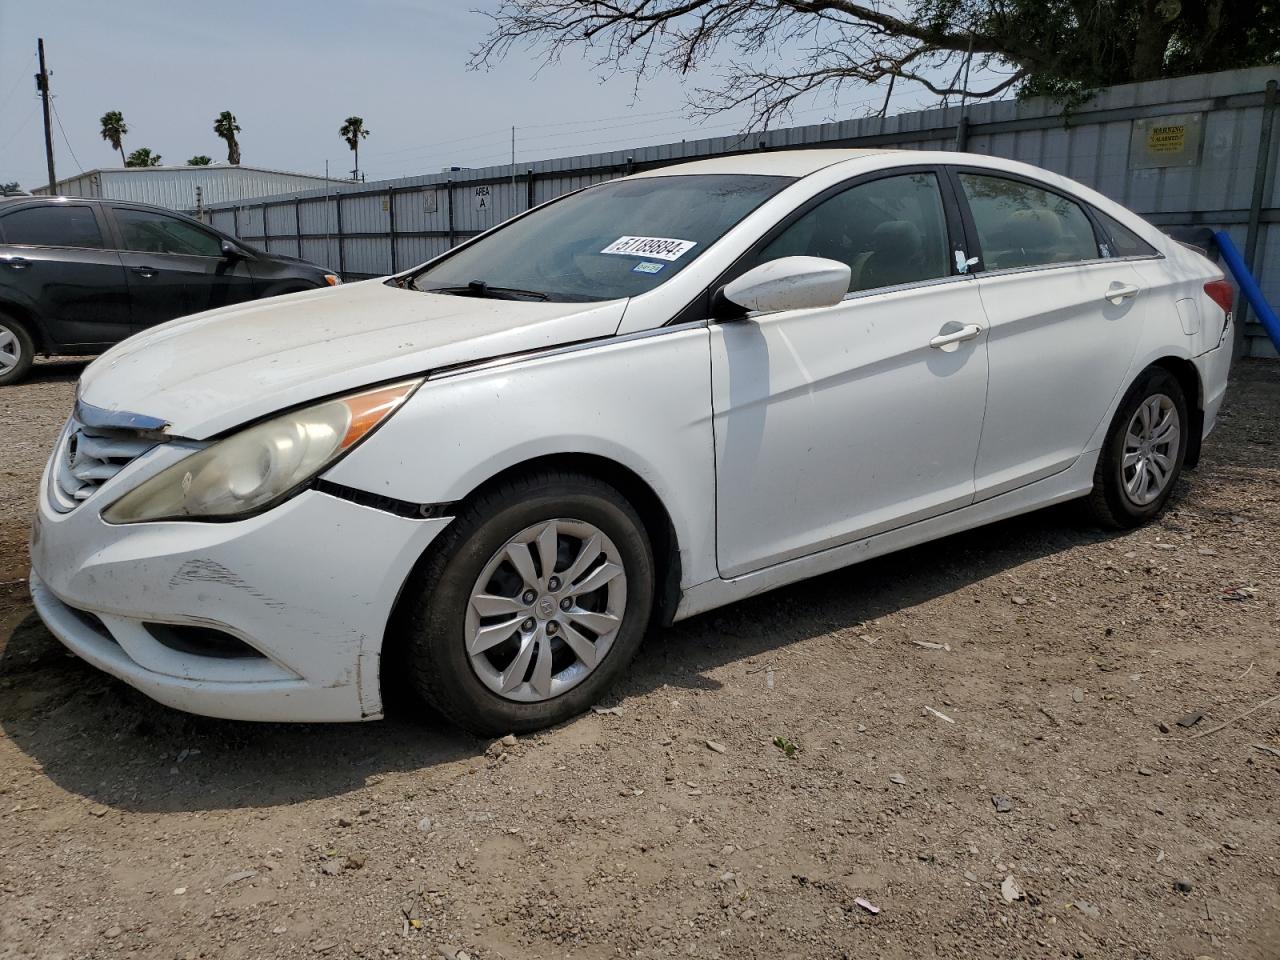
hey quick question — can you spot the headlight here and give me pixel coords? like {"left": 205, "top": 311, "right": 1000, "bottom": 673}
{"left": 324, "top": 273, "right": 342, "bottom": 286}
{"left": 103, "top": 380, "right": 419, "bottom": 524}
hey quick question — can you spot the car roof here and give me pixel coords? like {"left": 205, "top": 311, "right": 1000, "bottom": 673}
{"left": 0, "top": 195, "right": 183, "bottom": 216}
{"left": 628, "top": 148, "right": 898, "bottom": 179}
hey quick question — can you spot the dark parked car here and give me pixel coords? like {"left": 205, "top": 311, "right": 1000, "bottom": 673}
{"left": 0, "top": 196, "right": 340, "bottom": 385}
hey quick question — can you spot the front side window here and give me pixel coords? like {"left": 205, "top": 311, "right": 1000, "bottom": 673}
{"left": 959, "top": 174, "right": 1100, "bottom": 270}
{"left": 413, "top": 174, "right": 792, "bottom": 302}
{"left": 753, "top": 172, "right": 951, "bottom": 293}
{"left": 0, "top": 205, "right": 104, "bottom": 249}
{"left": 113, "top": 208, "right": 223, "bottom": 257}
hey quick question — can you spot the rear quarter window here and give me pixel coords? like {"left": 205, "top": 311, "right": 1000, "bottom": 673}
{"left": 1094, "top": 209, "right": 1159, "bottom": 258}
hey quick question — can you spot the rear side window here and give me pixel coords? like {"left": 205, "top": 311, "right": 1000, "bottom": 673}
{"left": 0, "top": 205, "right": 104, "bottom": 249}
{"left": 959, "top": 174, "right": 1100, "bottom": 270}
{"left": 113, "top": 208, "right": 223, "bottom": 257}
{"left": 755, "top": 172, "right": 951, "bottom": 293}
{"left": 1094, "top": 209, "right": 1158, "bottom": 258}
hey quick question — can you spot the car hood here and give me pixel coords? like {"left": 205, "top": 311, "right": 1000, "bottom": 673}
{"left": 77, "top": 279, "right": 629, "bottom": 439}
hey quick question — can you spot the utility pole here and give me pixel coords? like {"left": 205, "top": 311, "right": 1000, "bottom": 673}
{"left": 36, "top": 38, "right": 57, "bottom": 193}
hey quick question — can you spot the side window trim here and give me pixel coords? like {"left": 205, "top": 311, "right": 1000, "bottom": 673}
{"left": 944, "top": 165, "right": 1113, "bottom": 276}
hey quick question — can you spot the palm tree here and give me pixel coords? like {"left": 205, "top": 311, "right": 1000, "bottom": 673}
{"left": 339, "top": 116, "right": 370, "bottom": 180}
{"left": 124, "top": 147, "right": 162, "bottom": 167}
{"left": 100, "top": 111, "right": 128, "bottom": 165}
{"left": 187, "top": 155, "right": 212, "bottom": 166}
{"left": 213, "top": 111, "right": 241, "bottom": 165}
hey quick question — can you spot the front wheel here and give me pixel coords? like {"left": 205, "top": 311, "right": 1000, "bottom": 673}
{"left": 1084, "top": 366, "right": 1189, "bottom": 528}
{"left": 400, "top": 471, "right": 654, "bottom": 735}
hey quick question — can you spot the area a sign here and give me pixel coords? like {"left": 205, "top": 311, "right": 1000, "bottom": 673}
{"left": 473, "top": 184, "right": 491, "bottom": 213}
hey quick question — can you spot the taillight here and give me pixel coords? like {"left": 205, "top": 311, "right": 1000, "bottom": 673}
{"left": 1204, "top": 279, "right": 1234, "bottom": 315}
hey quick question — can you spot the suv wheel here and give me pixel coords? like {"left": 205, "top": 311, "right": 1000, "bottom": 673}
{"left": 0, "top": 314, "right": 34, "bottom": 386}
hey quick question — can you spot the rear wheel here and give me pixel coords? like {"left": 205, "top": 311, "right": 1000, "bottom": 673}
{"left": 1085, "top": 367, "right": 1188, "bottom": 528}
{"left": 400, "top": 471, "right": 654, "bottom": 735}
{"left": 0, "top": 314, "right": 34, "bottom": 386}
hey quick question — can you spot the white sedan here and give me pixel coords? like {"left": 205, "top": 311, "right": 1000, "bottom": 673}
{"left": 30, "top": 150, "right": 1233, "bottom": 733}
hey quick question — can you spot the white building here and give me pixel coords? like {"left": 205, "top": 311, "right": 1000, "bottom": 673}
{"left": 35, "top": 164, "right": 346, "bottom": 217}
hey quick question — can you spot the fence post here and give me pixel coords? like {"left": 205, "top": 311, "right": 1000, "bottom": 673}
{"left": 526, "top": 169, "right": 534, "bottom": 210}
{"left": 954, "top": 112, "right": 970, "bottom": 151}
{"left": 293, "top": 197, "right": 302, "bottom": 259}
{"left": 1238, "top": 79, "right": 1278, "bottom": 349}
{"left": 388, "top": 187, "right": 398, "bottom": 273}
{"left": 335, "top": 191, "right": 345, "bottom": 275}
{"left": 261, "top": 203, "right": 271, "bottom": 252}
{"left": 446, "top": 179, "right": 455, "bottom": 247}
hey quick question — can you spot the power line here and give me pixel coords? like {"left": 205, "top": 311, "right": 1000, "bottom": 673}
{"left": 49, "top": 99, "right": 84, "bottom": 174}
{"left": 0, "top": 52, "right": 36, "bottom": 119}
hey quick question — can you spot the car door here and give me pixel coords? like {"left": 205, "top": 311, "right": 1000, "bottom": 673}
{"left": 709, "top": 169, "right": 990, "bottom": 578}
{"left": 107, "top": 206, "right": 257, "bottom": 330}
{"left": 950, "top": 169, "right": 1149, "bottom": 500}
{"left": 0, "top": 202, "right": 132, "bottom": 348}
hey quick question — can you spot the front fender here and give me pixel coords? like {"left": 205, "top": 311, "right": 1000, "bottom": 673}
{"left": 322, "top": 325, "right": 719, "bottom": 590}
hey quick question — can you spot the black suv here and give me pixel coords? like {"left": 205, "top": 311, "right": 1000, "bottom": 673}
{"left": 0, "top": 196, "right": 340, "bottom": 385}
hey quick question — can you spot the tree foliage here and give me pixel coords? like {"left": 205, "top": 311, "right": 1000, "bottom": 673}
{"left": 474, "top": 1, "right": 1280, "bottom": 124}
{"left": 214, "top": 111, "right": 242, "bottom": 165}
{"left": 187, "top": 155, "right": 213, "bottom": 166}
{"left": 99, "top": 110, "right": 128, "bottom": 165}
{"left": 124, "top": 147, "right": 162, "bottom": 167}
{"left": 0, "top": 181, "right": 21, "bottom": 195}
{"left": 339, "top": 116, "right": 370, "bottom": 179}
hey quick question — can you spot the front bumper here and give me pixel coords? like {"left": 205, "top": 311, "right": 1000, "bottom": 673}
{"left": 30, "top": 468, "right": 450, "bottom": 723}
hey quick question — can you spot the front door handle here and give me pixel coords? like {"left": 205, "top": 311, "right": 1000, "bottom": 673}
{"left": 131, "top": 265, "right": 158, "bottom": 278}
{"left": 929, "top": 323, "right": 983, "bottom": 349}
{"left": 1104, "top": 282, "right": 1141, "bottom": 304}
{"left": 0, "top": 255, "right": 29, "bottom": 270}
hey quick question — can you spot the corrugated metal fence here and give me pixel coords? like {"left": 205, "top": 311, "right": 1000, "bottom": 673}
{"left": 207, "top": 66, "right": 1280, "bottom": 357}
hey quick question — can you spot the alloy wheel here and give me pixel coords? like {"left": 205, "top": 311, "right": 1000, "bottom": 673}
{"left": 1121, "top": 393, "right": 1180, "bottom": 506}
{"left": 465, "top": 518, "right": 627, "bottom": 703}
{"left": 0, "top": 324, "right": 21, "bottom": 374}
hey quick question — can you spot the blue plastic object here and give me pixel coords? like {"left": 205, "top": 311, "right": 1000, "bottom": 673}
{"left": 1214, "top": 230, "right": 1280, "bottom": 351}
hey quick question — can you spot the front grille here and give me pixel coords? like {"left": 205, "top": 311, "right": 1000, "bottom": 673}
{"left": 51, "top": 417, "right": 157, "bottom": 512}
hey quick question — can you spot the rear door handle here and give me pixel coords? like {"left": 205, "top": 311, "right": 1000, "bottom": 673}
{"left": 131, "top": 265, "right": 158, "bottom": 278}
{"left": 929, "top": 323, "right": 983, "bottom": 348}
{"left": 0, "top": 255, "right": 29, "bottom": 270}
{"left": 1104, "top": 282, "right": 1141, "bottom": 304}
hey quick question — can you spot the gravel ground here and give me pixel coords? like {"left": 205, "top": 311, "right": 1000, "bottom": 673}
{"left": 1, "top": 358, "right": 1277, "bottom": 960}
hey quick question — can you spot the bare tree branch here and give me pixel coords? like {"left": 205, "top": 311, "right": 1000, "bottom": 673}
{"left": 470, "top": 1, "right": 1272, "bottom": 131}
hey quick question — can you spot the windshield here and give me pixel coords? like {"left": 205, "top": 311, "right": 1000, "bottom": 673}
{"left": 411, "top": 174, "right": 793, "bottom": 302}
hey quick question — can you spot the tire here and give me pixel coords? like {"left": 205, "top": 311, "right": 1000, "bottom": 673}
{"left": 400, "top": 471, "right": 655, "bottom": 735}
{"left": 1084, "top": 366, "right": 1189, "bottom": 529}
{"left": 0, "top": 314, "right": 34, "bottom": 386}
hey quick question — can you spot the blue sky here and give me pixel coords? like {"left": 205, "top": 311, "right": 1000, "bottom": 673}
{"left": 1, "top": 0, "right": 950, "bottom": 190}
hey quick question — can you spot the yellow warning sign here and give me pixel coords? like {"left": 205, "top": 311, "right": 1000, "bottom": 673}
{"left": 1147, "top": 124, "right": 1187, "bottom": 154}
{"left": 1130, "top": 113, "right": 1203, "bottom": 169}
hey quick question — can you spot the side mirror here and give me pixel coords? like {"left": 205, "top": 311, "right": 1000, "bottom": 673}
{"left": 720, "top": 256, "right": 851, "bottom": 315}
{"left": 220, "top": 239, "right": 245, "bottom": 259}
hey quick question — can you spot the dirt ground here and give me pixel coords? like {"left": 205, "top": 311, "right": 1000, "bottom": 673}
{"left": 1, "top": 358, "right": 1277, "bottom": 960}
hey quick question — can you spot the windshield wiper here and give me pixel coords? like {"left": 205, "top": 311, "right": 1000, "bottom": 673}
{"left": 427, "top": 279, "right": 550, "bottom": 301}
